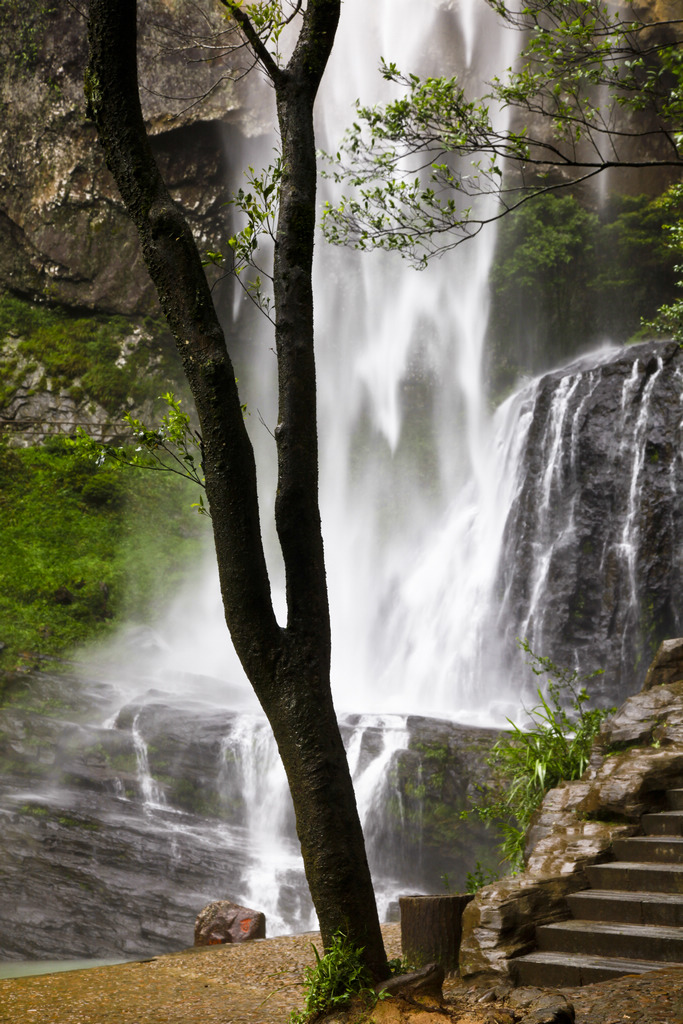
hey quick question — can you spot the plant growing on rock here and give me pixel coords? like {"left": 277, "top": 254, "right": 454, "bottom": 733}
{"left": 464, "top": 640, "right": 615, "bottom": 872}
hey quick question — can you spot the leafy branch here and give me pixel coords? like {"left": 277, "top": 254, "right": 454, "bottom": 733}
{"left": 204, "top": 157, "right": 282, "bottom": 322}
{"left": 74, "top": 392, "right": 211, "bottom": 516}
{"left": 322, "top": 1, "right": 683, "bottom": 264}
{"left": 218, "top": 0, "right": 303, "bottom": 72}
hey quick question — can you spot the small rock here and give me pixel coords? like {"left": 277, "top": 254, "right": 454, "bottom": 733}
{"left": 507, "top": 986, "right": 551, "bottom": 1010}
{"left": 516, "top": 993, "right": 575, "bottom": 1024}
{"left": 194, "top": 899, "right": 266, "bottom": 945}
{"left": 478, "top": 989, "right": 497, "bottom": 1003}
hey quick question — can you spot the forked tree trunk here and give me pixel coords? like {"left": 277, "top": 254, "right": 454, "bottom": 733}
{"left": 85, "top": 0, "right": 388, "bottom": 980}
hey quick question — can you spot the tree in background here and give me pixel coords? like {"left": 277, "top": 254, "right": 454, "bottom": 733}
{"left": 486, "top": 191, "right": 679, "bottom": 390}
{"left": 85, "top": 0, "right": 389, "bottom": 979}
{"left": 322, "top": 0, "right": 683, "bottom": 263}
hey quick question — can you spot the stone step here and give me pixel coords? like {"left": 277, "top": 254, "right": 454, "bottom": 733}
{"left": 536, "top": 919, "right": 683, "bottom": 962}
{"left": 612, "top": 835, "right": 683, "bottom": 863}
{"left": 567, "top": 889, "right": 683, "bottom": 927}
{"left": 586, "top": 860, "right": 683, "bottom": 893}
{"left": 642, "top": 810, "right": 683, "bottom": 835}
{"left": 667, "top": 789, "right": 683, "bottom": 811}
{"left": 511, "top": 950, "right": 675, "bottom": 988}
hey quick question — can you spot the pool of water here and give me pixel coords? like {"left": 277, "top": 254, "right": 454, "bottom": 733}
{"left": 0, "top": 958, "right": 137, "bottom": 980}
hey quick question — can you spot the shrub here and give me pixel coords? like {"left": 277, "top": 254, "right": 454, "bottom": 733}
{"left": 464, "top": 640, "right": 615, "bottom": 873}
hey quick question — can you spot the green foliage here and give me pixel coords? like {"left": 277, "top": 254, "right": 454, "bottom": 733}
{"left": 290, "top": 931, "right": 378, "bottom": 1024}
{"left": 464, "top": 641, "right": 614, "bottom": 872}
{"left": 642, "top": 183, "right": 683, "bottom": 341}
{"left": 204, "top": 159, "right": 282, "bottom": 321}
{"left": 0, "top": 433, "right": 207, "bottom": 675}
{"left": 222, "top": 1, "right": 303, "bottom": 61}
{"left": 465, "top": 861, "right": 500, "bottom": 893}
{"left": 74, "top": 392, "right": 207, "bottom": 514}
{"left": 0, "top": 292, "right": 182, "bottom": 415}
{"left": 487, "top": 192, "right": 678, "bottom": 386}
{"left": 488, "top": 193, "right": 598, "bottom": 373}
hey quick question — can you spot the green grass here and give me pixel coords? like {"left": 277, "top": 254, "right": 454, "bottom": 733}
{"left": 0, "top": 434, "right": 209, "bottom": 679}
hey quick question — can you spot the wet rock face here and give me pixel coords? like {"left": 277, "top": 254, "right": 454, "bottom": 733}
{"left": 359, "top": 716, "right": 500, "bottom": 894}
{"left": 496, "top": 340, "right": 683, "bottom": 708}
{"left": 0, "top": 671, "right": 499, "bottom": 961}
{"left": 0, "top": 0, "right": 270, "bottom": 315}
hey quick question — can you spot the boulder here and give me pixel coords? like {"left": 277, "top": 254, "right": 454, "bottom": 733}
{"left": 495, "top": 341, "right": 683, "bottom": 709}
{"left": 375, "top": 962, "right": 445, "bottom": 1004}
{"left": 600, "top": 678, "right": 683, "bottom": 747}
{"left": 642, "top": 638, "right": 683, "bottom": 691}
{"left": 194, "top": 900, "right": 265, "bottom": 945}
{"left": 460, "top": 876, "right": 584, "bottom": 979}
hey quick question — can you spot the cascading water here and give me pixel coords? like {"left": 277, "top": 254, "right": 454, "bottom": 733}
{"left": 132, "top": 713, "right": 166, "bottom": 809}
{"left": 107, "top": 0, "right": 526, "bottom": 935}
{"left": 496, "top": 343, "right": 683, "bottom": 702}
{"left": 3, "top": 1, "right": 682, "bottom": 963}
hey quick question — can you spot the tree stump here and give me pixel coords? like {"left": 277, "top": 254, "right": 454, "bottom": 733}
{"left": 399, "top": 893, "right": 474, "bottom": 975}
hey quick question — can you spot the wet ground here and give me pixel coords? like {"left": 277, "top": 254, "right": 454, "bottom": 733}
{"left": 1, "top": 925, "right": 682, "bottom": 1024}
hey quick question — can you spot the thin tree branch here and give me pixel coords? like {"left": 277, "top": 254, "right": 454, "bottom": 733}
{"left": 215, "top": 0, "right": 283, "bottom": 83}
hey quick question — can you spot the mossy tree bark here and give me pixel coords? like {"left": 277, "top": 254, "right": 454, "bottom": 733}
{"left": 85, "top": 0, "right": 388, "bottom": 980}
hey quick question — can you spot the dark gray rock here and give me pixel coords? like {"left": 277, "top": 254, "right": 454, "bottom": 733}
{"left": 0, "top": 670, "right": 499, "bottom": 960}
{"left": 496, "top": 340, "right": 683, "bottom": 709}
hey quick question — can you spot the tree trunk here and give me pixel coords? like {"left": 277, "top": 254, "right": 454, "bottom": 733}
{"left": 85, "top": 0, "right": 388, "bottom": 981}
{"left": 400, "top": 894, "right": 474, "bottom": 975}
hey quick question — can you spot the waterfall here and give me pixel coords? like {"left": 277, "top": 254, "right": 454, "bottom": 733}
{"left": 8, "top": 1, "right": 681, "bottom": 963}
{"left": 496, "top": 343, "right": 683, "bottom": 702}
{"left": 147, "top": 0, "right": 522, "bottom": 723}
{"left": 132, "top": 713, "right": 166, "bottom": 809}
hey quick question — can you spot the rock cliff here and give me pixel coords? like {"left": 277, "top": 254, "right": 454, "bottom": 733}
{"left": 496, "top": 339, "right": 683, "bottom": 707}
{"left": 0, "top": 0, "right": 270, "bottom": 316}
{"left": 0, "top": 666, "right": 499, "bottom": 960}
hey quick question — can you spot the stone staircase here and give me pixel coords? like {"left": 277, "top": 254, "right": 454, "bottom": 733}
{"left": 511, "top": 786, "right": 683, "bottom": 986}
